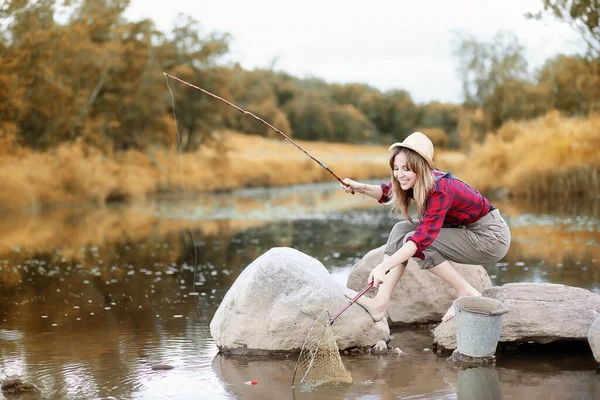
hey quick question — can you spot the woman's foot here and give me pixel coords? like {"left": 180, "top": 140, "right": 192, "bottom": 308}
{"left": 442, "top": 290, "right": 482, "bottom": 322}
{"left": 442, "top": 306, "right": 456, "bottom": 322}
{"left": 345, "top": 289, "right": 387, "bottom": 322}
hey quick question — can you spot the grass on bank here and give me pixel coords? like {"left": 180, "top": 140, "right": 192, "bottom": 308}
{"left": 452, "top": 111, "right": 600, "bottom": 199}
{"left": 1, "top": 111, "right": 598, "bottom": 211}
{"left": 0, "top": 131, "right": 391, "bottom": 210}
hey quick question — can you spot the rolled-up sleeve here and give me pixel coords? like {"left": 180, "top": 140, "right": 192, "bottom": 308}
{"left": 407, "top": 187, "right": 453, "bottom": 259}
{"left": 378, "top": 182, "right": 393, "bottom": 203}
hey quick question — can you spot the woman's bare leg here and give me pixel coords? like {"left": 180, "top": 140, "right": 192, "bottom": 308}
{"left": 427, "top": 260, "right": 481, "bottom": 321}
{"left": 345, "top": 255, "right": 405, "bottom": 322}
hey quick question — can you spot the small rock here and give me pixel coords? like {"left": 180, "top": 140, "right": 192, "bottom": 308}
{"left": 1, "top": 375, "right": 22, "bottom": 391}
{"left": 371, "top": 340, "right": 389, "bottom": 356}
{"left": 392, "top": 347, "right": 403, "bottom": 356}
{"left": 1, "top": 375, "right": 37, "bottom": 393}
{"left": 151, "top": 364, "right": 175, "bottom": 371}
{"left": 587, "top": 314, "right": 600, "bottom": 363}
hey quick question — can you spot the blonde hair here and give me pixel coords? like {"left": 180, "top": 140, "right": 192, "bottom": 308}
{"left": 388, "top": 147, "right": 436, "bottom": 222}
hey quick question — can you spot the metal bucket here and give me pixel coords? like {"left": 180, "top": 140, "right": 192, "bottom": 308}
{"left": 453, "top": 296, "right": 508, "bottom": 358}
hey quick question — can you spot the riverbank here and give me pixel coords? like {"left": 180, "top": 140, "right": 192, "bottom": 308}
{"left": 452, "top": 112, "right": 600, "bottom": 199}
{"left": 1, "top": 112, "right": 598, "bottom": 211}
{"left": 0, "top": 131, "right": 393, "bottom": 211}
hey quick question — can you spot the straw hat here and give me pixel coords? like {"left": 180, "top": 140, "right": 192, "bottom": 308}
{"left": 389, "top": 132, "right": 436, "bottom": 169}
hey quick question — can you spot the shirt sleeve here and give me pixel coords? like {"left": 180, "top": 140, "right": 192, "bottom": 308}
{"left": 407, "top": 184, "right": 453, "bottom": 259}
{"left": 378, "top": 182, "right": 393, "bottom": 204}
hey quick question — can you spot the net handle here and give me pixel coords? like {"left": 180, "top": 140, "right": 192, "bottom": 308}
{"left": 329, "top": 281, "right": 374, "bottom": 325}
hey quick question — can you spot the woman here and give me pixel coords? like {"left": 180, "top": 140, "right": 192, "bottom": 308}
{"left": 341, "top": 132, "right": 510, "bottom": 322}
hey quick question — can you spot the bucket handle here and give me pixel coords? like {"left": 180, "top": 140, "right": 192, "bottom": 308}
{"left": 455, "top": 299, "right": 508, "bottom": 316}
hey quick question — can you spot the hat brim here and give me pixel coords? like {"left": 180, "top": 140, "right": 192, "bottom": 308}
{"left": 389, "top": 143, "right": 436, "bottom": 170}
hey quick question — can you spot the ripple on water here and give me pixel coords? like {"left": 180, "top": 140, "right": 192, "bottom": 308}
{"left": 0, "top": 324, "right": 224, "bottom": 400}
{"left": 0, "top": 329, "right": 24, "bottom": 341}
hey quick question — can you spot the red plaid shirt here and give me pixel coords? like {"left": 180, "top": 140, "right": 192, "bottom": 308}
{"left": 378, "top": 170, "right": 493, "bottom": 260}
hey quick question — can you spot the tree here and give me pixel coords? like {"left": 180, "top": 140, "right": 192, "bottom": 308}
{"left": 483, "top": 79, "right": 548, "bottom": 129}
{"left": 330, "top": 83, "right": 389, "bottom": 138}
{"left": 65, "top": 0, "right": 161, "bottom": 150}
{"left": 0, "top": 1, "right": 233, "bottom": 152}
{"left": 383, "top": 90, "right": 421, "bottom": 140}
{"left": 224, "top": 66, "right": 288, "bottom": 137}
{"left": 238, "top": 98, "right": 293, "bottom": 138}
{"left": 328, "top": 104, "right": 377, "bottom": 143}
{"left": 162, "top": 13, "right": 231, "bottom": 151}
{"left": 526, "top": 0, "right": 600, "bottom": 58}
{"left": 0, "top": 0, "right": 68, "bottom": 148}
{"left": 283, "top": 91, "right": 333, "bottom": 141}
{"left": 419, "top": 102, "right": 460, "bottom": 148}
{"left": 270, "top": 72, "right": 302, "bottom": 108}
{"left": 536, "top": 54, "right": 600, "bottom": 114}
{"left": 453, "top": 31, "right": 533, "bottom": 135}
{"left": 454, "top": 31, "right": 529, "bottom": 108}
{"left": 330, "top": 83, "right": 377, "bottom": 108}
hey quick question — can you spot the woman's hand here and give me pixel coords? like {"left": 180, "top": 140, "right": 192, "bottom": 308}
{"left": 341, "top": 178, "right": 363, "bottom": 194}
{"left": 369, "top": 263, "right": 389, "bottom": 288}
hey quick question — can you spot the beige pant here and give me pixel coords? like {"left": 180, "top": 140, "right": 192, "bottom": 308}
{"left": 385, "top": 209, "right": 511, "bottom": 269}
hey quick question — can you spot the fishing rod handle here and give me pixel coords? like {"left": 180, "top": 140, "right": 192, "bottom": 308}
{"left": 330, "top": 281, "right": 374, "bottom": 324}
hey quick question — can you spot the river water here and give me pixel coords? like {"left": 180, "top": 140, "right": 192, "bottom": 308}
{"left": 0, "top": 181, "right": 598, "bottom": 399}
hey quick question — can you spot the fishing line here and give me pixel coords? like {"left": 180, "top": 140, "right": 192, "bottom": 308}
{"left": 164, "top": 75, "right": 201, "bottom": 319}
{"left": 162, "top": 72, "right": 354, "bottom": 194}
{"left": 163, "top": 71, "right": 358, "bottom": 318}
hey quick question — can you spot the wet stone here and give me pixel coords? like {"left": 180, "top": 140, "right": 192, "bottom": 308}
{"left": 370, "top": 340, "right": 390, "bottom": 356}
{"left": 448, "top": 349, "right": 496, "bottom": 366}
{"left": 1, "top": 375, "right": 37, "bottom": 394}
{"left": 151, "top": 364, "right": 175, "bottom": 371}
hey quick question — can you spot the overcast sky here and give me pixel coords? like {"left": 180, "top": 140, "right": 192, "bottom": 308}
{"left": 124, "top": 0, "right": 585, "bottom": 104}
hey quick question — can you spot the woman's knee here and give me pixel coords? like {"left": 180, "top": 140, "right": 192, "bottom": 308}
{"left": 490, "top": 238, "right": 511, "bottom": 261}
{"left": 390, "top": 221, "right": 416, "bottom": 238}
{"left": 385, "top": 222, "right": 416, "bottom": 256}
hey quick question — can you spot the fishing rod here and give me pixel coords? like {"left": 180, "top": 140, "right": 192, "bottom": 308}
{"left": 162, "top": 72, "right": 354, "bottom": 193}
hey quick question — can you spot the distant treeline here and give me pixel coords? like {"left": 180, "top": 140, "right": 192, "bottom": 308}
{"left": 1, "top": 0, "right": 598, "bottom": 154}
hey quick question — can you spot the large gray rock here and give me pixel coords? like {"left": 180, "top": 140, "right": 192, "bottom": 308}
{"left": 434, "top": 283, "right": 600, "bottom": 351}
{"left": 210, "top": 247, "right": 389, "bottom": 355}
{"left": 347, "top": 245, "right": 492, "bottom": 324}
{"left": 587, "top": 314, "right": 600, "bottom": 362}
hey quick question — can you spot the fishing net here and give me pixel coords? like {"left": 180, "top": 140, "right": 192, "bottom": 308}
{"left": 292, "top": 309, "right": 353, "bottom": 389}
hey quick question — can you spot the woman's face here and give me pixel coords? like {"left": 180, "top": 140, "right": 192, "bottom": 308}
{"left": 393, "top": 151, "right": 417, "bottom": 190}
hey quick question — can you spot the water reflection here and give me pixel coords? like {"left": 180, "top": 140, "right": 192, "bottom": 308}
{"left": 211, "top": 328, "right": 458, "bottom": 400}
{"left": 489, "top": 201, "right": 600, "bottom": 291}
{"left": 0, "top": 182, "right": 598, "bottom": 399}
{"left": 457, "top": 367, "right": 502, "bottom": 400}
